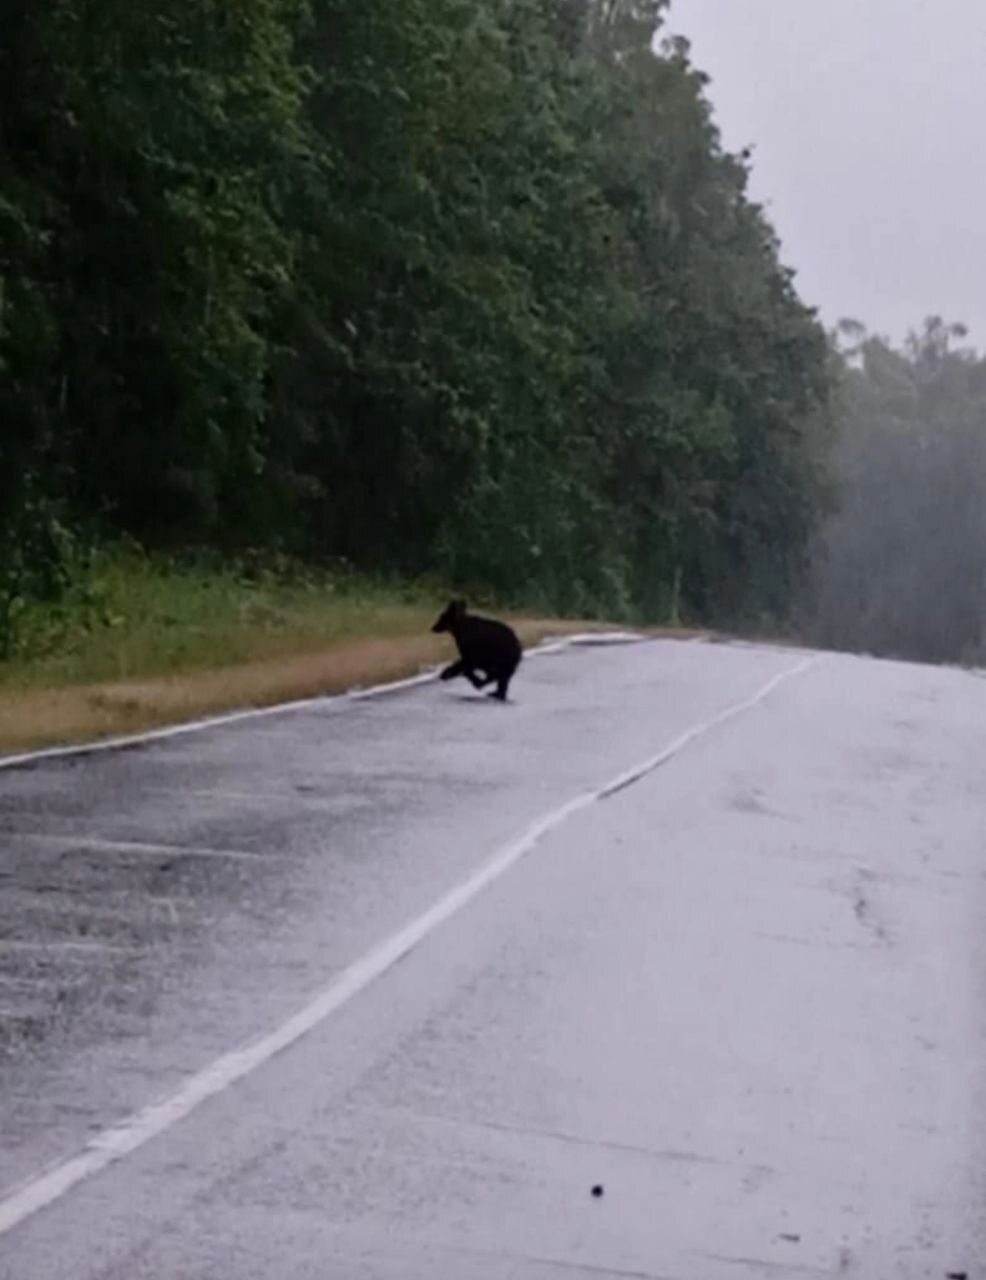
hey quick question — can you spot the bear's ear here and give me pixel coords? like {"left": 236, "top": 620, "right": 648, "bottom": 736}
{"left": 453, "top": 599, "right": 467, "bottom": 614}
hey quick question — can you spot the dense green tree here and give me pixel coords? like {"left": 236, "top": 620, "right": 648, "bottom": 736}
{"left": 1, "top": 0, "right": 835, "bottom": 646}
{"left": 1, "top": 0, "right": 309, "bottom": 544}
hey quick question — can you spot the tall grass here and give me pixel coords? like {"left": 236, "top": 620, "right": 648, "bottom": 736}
{"left": 0, "top": 546, "right": 642, "bottom": 755}
{"left": 0, "top": 546, "right": 444, "bottom": 693}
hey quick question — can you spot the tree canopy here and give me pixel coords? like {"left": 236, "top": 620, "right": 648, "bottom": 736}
{"left": 1, "top": 0, "right": 834, "bottom": 642}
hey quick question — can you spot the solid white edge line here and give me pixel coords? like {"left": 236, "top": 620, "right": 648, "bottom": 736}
{"left": 0, "top": 652, "right": 817, "bottom": 1239}
{"left": 8, "top": 833, "right": 269, "bottom": 863}
{"left": 0, "top": 632, "right": 647, "bottom": 772}
{"left": 598, "top": 656, "right": 817, "bottom": 799}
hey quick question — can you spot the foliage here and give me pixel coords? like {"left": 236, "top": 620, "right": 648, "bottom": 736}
{"left": 1, "top": 0, "right": 834, "bottom": 645}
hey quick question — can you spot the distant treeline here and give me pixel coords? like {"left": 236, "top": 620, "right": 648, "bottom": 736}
{"left": 1, "top": 0, "right": 833, "bottom": 644}
{"left": 808, "top": 318, "right": 986, "bottom": 665}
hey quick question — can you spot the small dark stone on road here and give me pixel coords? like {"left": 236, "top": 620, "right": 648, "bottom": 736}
{"left": 945, "top": 1272, "right": 968, "bottom": 1279}
{"left": 591, "top": 1185, "right": 604, "bottom": 1198}
{"left": 779, "top": 1233, "right": 801, "bottom": 1243}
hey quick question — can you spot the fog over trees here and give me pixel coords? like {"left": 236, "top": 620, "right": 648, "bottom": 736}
{"left": 808, "top": 317, "right": 986, "bottom": 665}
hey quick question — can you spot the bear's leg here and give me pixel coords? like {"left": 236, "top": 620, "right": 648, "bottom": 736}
{"left": 490, "top": 672, "right": 511, "bottom": 701}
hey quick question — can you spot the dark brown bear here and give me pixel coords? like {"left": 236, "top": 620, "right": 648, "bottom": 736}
{"left": 431, "top": 600, "right": 522, "bottom": 702}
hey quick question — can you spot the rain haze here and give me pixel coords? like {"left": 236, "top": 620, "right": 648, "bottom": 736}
{"left": 667, "top": 0, "right": 986, "bottom": 350}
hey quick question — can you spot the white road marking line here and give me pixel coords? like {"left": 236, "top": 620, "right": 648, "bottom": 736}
{"left": 0, "top": 633, "right": 645, "bottom": 772}
{"left": 0, "top": 678, "right": 435, "bottom": 772}
{"left": 598, "top": 657, "right": 817, "bottom": 798}
{"left": 0, "top": 652, "right": 816, "bottom": 1239}
{"left": 135, "top": 785, "right": 357, "bottom": 805}
{"left": 5, "top": 833, "right": 268, "bottom": 862}
{"left": 0, "top": 940, "right": 138, "bottom": 957}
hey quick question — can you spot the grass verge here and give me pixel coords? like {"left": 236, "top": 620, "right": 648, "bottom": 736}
{"left": 0, "top": 549, "right": 698, "bottom": 757}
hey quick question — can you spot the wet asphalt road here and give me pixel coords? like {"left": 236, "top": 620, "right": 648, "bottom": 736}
{"left": 0, "top": 638, "right": 985, "bottom": 1277}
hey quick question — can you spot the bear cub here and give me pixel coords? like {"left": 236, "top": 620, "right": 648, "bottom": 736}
{"left": 431, "top": 600, "right": 522, "bottom": 702}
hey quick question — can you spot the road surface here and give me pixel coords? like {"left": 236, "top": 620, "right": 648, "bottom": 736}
{"left": 0, "top": 637, "right": 983, "bottom": 1278}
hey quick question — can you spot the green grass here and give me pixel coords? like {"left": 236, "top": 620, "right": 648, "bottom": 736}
{"left": 0, "top": 547, "right": 443, "bottom": 694}
{"left": 0, "top": 546, "right": 701, "bottom": 756}
{"left": 0, "top": 546, "right": 641, "bottom": 756}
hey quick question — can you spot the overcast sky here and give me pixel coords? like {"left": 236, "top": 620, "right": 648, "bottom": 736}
{"left": 665, "top": 0, "right": 986, "bottom": 350}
